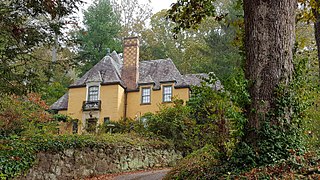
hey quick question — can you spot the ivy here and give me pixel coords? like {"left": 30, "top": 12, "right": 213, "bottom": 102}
{"left": 0, "top": 133, "right": 172, "bottom": 179}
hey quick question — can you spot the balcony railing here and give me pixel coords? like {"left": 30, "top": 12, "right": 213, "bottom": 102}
{"left": 82, "top": 100, "right": 101, "bottom": 111}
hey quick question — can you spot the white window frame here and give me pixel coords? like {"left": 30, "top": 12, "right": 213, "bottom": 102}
{"left": 88, "top": 86, "right": 99, "bottom": 101}
{"left": 163, "top": 85, "right": 172, "bottom": 102}
{"left": 86, "top": 82, "right": 101, "bottom": 101}
{"left": 141, "top": 87, "right": 151, "bottom": 104}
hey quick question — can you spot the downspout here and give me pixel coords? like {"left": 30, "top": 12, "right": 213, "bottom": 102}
{"left": 124, "top": 89, "right": 128, "bottom": 118}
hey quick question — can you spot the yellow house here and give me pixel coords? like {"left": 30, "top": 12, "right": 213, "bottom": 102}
{"left": 50, "top": 37, "right": 218, "bottom": 133}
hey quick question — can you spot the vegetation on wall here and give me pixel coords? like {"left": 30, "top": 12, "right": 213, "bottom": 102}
{"left": 0, "top": 133, "right": 172, "bottom": 179}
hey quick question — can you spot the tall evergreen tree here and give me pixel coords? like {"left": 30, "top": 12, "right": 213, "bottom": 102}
{"left": 76, "top": 0, "right": 121, "bottom": 75}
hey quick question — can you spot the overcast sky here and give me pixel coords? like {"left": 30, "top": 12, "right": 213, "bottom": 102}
{"left": 142, "top": 0, "right": 176, "bottom": 13}
{"left": 79, "top": 0, "right": 176, "bottom": 14}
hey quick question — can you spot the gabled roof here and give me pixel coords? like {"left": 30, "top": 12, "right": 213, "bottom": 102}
{"left": 50, "top": 93, "right": 68, "bottom": 110}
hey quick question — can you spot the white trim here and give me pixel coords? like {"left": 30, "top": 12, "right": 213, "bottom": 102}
{"left": 86, "top": 82, "right": 101, "bottom": 101}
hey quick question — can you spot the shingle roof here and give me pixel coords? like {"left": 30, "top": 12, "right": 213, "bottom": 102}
{"left": 183, "top": 73, "right": 223, "bottom": 90}
{"left": 50, "top": 93, "right": 68, "bottom": 110}
{"left": 50, "top": 52, "right": 217, "bottom": 110}
{"left": 138, "top": 59, "right": 187, "bottom": 89}
{"left": 69, "top": 55, "right": 123, "bottom": 87}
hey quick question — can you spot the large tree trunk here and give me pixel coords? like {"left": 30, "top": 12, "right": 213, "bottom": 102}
{"left": 243, "top": 0, "right": 296, "bottom": 145}
{"left": 312, "top": 0, "right": 320, "bottom": 80}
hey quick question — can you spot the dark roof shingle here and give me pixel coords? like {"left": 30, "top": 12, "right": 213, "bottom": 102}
{"left": 138, "top": 59, "right": 186, "bottom": 89}
{"left": 50, "top": 93, "right": 68, "bottom": 110}
{"left": 69, "top": 55, "right": 123, "bottom": 87}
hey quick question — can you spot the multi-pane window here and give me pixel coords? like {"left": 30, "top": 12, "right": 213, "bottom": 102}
{"left": 141, "top": 87, "right": 151, "bottom": 104}
{"left": 88, "top": 86, "right": 99, "bottom": 101}
{"left": 163, "top": 86, "right": 172, "bottom": 102}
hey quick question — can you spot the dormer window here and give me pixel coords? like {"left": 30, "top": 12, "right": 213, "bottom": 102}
{"left": 141, "top": 87, "right": 151, "bottom": 104}
{"left": 163, "top": 86, "right": 172, "bottom": 102}
{"left": 88, "top": 86, "right": 99, "bottom": 101}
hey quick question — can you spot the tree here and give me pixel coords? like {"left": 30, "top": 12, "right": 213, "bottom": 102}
{"left": 31, "top": 47, "right": 76, "bottom": 104}
{"left": 141, "top": 1, "right": 242, "bottom": 77}
{"left": 141, "top": 10, "right": 223, "bottom": 74}
{"left": 0, "top": 0, "right": 82, "bottom": 95}
{"left": 243, "top": 0, "right": 296, "bottom": 145}
{"left": 297, "top": 0, "right": 320, "bottom": 81}
{"left": 112, "top": 0, "right": 152, "bottom": 37}
{"left": 168, "top": 0, "right": 298, "bottom": 165}
{"left": 311, "top": 0, "right": 320, "bottom": 79}
{"left": 76, "top": 0, "right": 121, "bottom": 75}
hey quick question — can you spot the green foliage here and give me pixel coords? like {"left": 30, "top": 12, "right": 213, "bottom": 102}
{"left": 111, "top": 118, "right": 138, "bottom": 133}
{"left": 144, "top": 73, "right": 246, "bottom": 156}
{"left": 140, "top": 10, "right": 217, "bottom": 74}
{"left": 0, "top": 0, "right": 82, "bottom": 95}
{"left": 41, "top": 82, "right": 68, "bottom": 105}
{"left": 53, "top": 114, "right": 73, "bottom": 122}
{"left": 235, "top": 151, "right": 320, "bottom": 179}
{"left": 146, "top": 100, "right": 191, "bottom": 141}
{"left": 230, "top": 49, "right": 314, "bottom": 170}
{"left": 141, "top": 1, "right": 242, "bottom": 76}
{"left": 164, "top": 144, "right": 222, "bottom": 180}
{"left": 294, "top": 49, "right": 320, "bottom": 151}
{"left": 0, "top": 93, "right": 52, "bottom": 136}
{"left": 0, "top": 133, "right": 172, "bottom": 179}
{"left": 167, "top": 0, "right": 216, "bottom": 35}
{"left": 188, "top": 73, "right": 246, "bottom": 155}
{"left": 253, "top": 51, "right": 315, "bottom": 166}
{"left": 144, "top": 99, "right": 219, "bottom": 155}
{"left": 97, "top": 118, "right": 147, "bottom": 135}
{"left": 76, "top": 0, "right": 121, "bottom": 75}
{"left": 200, "top": 0, "right": 244, "bottom": 80}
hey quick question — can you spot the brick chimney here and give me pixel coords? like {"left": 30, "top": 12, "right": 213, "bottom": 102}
{"left": 122, "top": 37, "right": 139, "bottom": 91}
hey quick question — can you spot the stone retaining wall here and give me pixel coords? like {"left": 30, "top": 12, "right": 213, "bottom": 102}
{"left": 18, "top": 145, "right": 182, "bottom": 180}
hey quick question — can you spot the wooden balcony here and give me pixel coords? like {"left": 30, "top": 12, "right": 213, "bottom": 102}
{"left": 82, "top": 100, "right": 101, "bottom": 111}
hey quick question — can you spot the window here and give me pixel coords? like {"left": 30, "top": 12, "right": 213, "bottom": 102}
{"left": 141, "top": 87, "right": 151, "bottom": 104}
{"left": 72, "top": 121, "right": 78, "bottom": 134}
{"left": 88, "top": 86, "right": 99, "bottom": 101}
{"left": 104, "top": 117, "right": 110, "bottom": 124}
{"left": 163, "top": 86, "right": 172, "bottom": 102}
{"left": 86, "top": 118, "right": 97, "bottom": 133}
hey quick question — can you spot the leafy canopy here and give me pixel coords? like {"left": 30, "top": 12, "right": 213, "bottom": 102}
{"left": 0, "top": 0, "right": 82, "bottom": 95}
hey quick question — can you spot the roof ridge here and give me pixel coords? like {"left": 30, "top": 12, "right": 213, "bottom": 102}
{"left": 139, "top": 59, "right": 172, "bottom": 63}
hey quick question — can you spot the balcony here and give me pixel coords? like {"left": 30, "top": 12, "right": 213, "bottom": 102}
{"left": 82, "top": 100, "right": 101, "bottom": 111}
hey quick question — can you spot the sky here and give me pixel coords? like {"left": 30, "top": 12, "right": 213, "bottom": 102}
{"left": 142, "top": 0, "right": 176, "bottom": 13}
{"left": 79, "top": 0, "right": 176, "bottom": 14}
{"left": 75, "top": 0, "right": 176, "bottom": 27}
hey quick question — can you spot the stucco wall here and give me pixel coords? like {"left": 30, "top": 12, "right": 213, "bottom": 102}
{"left": 67, "top": 88, "right": 86, "bottom": 121}
{"left": 126, "top": 84, "right": 189, "bottom": 119}
{"left": 61, "top": 84, "right": 189, "bottom": 131}
{"left": 100, "top": 85, "right": 125, "bottom": 123}
{"left": 18, "top": 146, "right": 182, "bottom": 180}
{"left": 58, "top": 110, "right": 67, "bottom": 115}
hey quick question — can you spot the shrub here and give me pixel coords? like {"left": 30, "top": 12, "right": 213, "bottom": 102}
{"left": 164, "top": 144, "right": 223, "bottom": 180}
{"left": 98, "top": 118, "right": 146, "bottom": 134}
{"left": 0, "top": 93, "right": 52, "bottom": 136}
{"left": 146, "top": 99, "right": 196, "bottom": 154}
{"left": 53, "top": 114, "right": 72, "bottom": 122}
